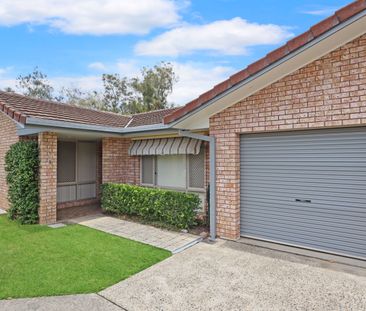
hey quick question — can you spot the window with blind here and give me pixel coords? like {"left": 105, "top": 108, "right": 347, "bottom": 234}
{"left": 141, "top": 147, "right": 205, "bottom": 191}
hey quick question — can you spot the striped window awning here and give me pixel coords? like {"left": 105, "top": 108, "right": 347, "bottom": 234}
{"left": 129, "top": 137, "right": 202, "bottom": 156}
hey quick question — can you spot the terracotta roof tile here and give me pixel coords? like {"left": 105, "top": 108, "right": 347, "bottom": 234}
{"left": 127, "top": 107, "right": 180, "bottom": 128}
{"left": 0, "top": 91, "right": 180, "bottom": 130}
{"left": 163, "top": 0, "right": 366, "bottom": 124}
{"left": 0, "top": 91, "right": 131, "bottom": 128}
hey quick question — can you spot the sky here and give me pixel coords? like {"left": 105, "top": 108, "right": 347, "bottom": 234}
{"left": 0, "top": 0, "right": 350, "bottom": 106}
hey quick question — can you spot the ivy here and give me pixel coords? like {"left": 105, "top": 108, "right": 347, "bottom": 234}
{"left": 5, "top": 141, "right": 39, "bottom": 224}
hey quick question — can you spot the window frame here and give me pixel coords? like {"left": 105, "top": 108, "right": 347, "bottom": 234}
{"left": 140, "top": 146, "right": 205, "bottom": 193}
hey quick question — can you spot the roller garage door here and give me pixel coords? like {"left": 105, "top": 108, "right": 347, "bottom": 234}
{"left": 240, "top": 128, "right": 366, "bottom": 260}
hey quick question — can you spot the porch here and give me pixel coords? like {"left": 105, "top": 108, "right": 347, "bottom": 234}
{"left": 37, "top": 132, "right": 210, "bottom": 225}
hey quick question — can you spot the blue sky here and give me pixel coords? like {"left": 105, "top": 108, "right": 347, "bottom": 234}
{"left": 0, "top": 0, "right": 349, "bottom": 105}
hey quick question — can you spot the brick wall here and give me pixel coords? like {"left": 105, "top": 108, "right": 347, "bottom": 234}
{"left": 0, "top": 113, "right": 19, "bottom": 210}
{"left": 38, "top": 132, "right": 57, "bottom": 224}
{"left": 102, "top": 137, "right": 140, "bottom": 184}
{"left": 210, "top": 34, "right": 366, "bottom": 239}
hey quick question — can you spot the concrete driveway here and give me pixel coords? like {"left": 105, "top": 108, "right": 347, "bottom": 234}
{"left": 101, "top": 240, "right": 366, "bottom": 311}
{"left": 2, "top": 240, "right": 366, "bottom": 311}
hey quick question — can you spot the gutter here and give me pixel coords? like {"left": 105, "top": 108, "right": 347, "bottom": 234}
{"left": 179, "top": 130, "right": 216, "bottom": 241}
{"left": 25, "top": 117, "right": 173, "bottom": 134}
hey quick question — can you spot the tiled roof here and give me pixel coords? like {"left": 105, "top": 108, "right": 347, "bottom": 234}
{"left": 0, "top": 91, "right": 180, "bottom": 129}
{"left": 0, "top": 91, "right": 131, "bottom": 128}
{"left": 163, "top": 0, "right": 366, "bottom": 124}
{"left": 127, "top": 107, "right": 180, "bottom": 128}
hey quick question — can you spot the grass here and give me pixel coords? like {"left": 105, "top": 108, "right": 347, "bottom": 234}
{"left": 0, "top": 215, "right": 171, "bottom": 299}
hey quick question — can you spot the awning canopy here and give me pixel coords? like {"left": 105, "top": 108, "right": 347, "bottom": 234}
{"left": 128, "top": 137, "right": 202, "bottom": 156}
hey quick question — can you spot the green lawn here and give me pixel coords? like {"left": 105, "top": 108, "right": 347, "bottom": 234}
{"left": 0, "top": 215, "right": 171, "bottom": 299}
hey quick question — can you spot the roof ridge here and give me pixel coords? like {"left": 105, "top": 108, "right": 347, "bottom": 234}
{"left": 131, "top": 106, "right": 180, "bottom": 116}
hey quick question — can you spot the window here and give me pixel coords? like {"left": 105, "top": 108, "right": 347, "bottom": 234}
{"left": 57, "top": 141, "right": 97, "bottom": 203}
{"left": 141, "top": 147, "right": 205, "bottom": 191}
{"left": 157, "top": 155, "right": 186, "bottom": 188}
{"left": 141, "top": 156, "right": 154, "bottom": 185}
{"left": 188, "top": 147, "right": 205, "bottom": 189}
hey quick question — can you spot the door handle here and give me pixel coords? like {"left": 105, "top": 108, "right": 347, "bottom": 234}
{"left": 295, "top": 199, "right": 311, "bottom": 203}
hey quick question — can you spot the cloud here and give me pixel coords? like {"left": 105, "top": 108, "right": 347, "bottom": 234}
{"left": 0, "top": 67, "right": 12, "bottom": 77}
{"left": 168, "top": 62, "right": 234, "bottom": 105}
{"left": 88, "top": 62, "right": 107, "bottom": 71}
{"left": 302, "top": 7, "right": 338, "bottom": 16}
{"left": 135, "top": 17, "right": 293, "bottom": 56}
{"left": 0, "top": 0, "right": 180, "bottom": 35}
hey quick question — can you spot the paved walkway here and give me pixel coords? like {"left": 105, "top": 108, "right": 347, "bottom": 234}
{"left": 0, "top": 208, "right": 6, "bottom": 215}
{"left": 69, "top": 214, "right": 202, "bottom": 253}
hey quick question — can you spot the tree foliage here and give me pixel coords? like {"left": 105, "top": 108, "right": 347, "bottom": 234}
{"left": 16, "top": 67, "right": 54, "bottom": 100}
{"left": 131, "top": 62, "right": 177, "bottom": 112}
{"left": 9, "top": 62, "right": 177, "bottom": 115}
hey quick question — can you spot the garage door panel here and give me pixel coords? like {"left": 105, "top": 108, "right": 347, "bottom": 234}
{"left": 243, "top": 185, "right": 366, "bottom": 199}
{"left": 242, "top": 204, "right": 366, "bottom": 227}
{"left": 241, "top": 224, "right": 366, "bottom": 251}
{"left": 242, "top": 196, "right": 366, "bottom": 215}
{"left": 241, "top": 206, "right": 366, "bottom": 232}
{"left": 242, "top": 190, "right": 366, "bottom": 206}
{"left": 242, "top": 214, "right": 366, "bottom": 239}
{"left": 240, "top": 128, "right": 366, "bottom": 259}
{"left": 241, "top": 230, "right": 366, "bottom": 259}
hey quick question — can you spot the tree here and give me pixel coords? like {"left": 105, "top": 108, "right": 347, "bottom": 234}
{"left": 6, "top": 62, "right": 178, "bottom": 114}
{"left": 2, "top": 87, "right": 15, "bottom": 93}
{"left": 16, "top": 67, "right": 54, "bottom": 100}
{"left": 101, "top": 74, "right": 133, "bottom": 114}
{"left": 57, "top": 87, "right": 105, "bottom": 110}
{"left": 130, "top": 62, "right": 177, "bottom": 112}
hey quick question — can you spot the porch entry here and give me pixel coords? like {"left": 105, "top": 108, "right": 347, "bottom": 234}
{"left": 57, "top": 140, "right": 98, "bottom": 203}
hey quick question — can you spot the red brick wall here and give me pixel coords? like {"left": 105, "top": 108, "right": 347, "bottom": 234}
{"left": 0, "top": 113, "right": 19, "bottom": 210}
{"left": 210, "top": 34, "right": 366, "bottom": 240}
{"left": 38, "top": 132, "right": 57, "bottom": 224}
{"left": 102, "top": 137, "right": 140, "bottom": 185}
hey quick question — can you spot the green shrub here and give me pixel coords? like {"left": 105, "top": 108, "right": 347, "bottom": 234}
{"left": 5, "top": 141, "right": 39, "bottom": 224}
{"left": 101, "top": 183, "right": 200, "bottom": 229}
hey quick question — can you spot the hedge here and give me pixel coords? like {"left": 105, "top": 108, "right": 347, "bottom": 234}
{"left": 101, "top": 183, "right": 200, "bottom": 229}
{"left": 5, "top": 141, "right": 39, "bottom": 224}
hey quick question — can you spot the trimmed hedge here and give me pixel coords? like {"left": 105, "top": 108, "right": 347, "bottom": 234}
{"left": 101, "top": 183, "right": 200, "bottom": 229}
{"left": 5, "top": 141, "right": 39, "bottom": 224}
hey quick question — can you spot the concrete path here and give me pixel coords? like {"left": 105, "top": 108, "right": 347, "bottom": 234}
{"left": 0, "top": 294, "right": 122, "bottom": 311}
{"left": 101, "top": 240, "right": 366, "bottom": 311}
{"left": 69, "top": 214, "right": 202, "bottom": 253}
{"left": 0, "top": 208, "right": 6, "bottom": 215}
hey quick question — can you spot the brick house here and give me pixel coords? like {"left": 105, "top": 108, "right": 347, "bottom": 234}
{"left": 0, "top": 0, "right": 365, "bottom": 260}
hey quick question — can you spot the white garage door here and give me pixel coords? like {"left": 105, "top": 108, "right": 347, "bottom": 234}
{"left": 240, "top": 128, "right": 366, "bottom": 260}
